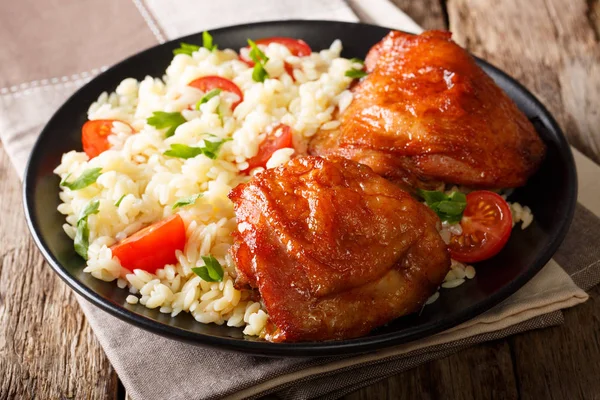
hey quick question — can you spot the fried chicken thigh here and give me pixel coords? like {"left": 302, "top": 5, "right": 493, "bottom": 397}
{"left": 309, "top": 30, "right": 546, "bottom": 189}
{"left": 229, "top": 156, "right": 450, "bottom": 342}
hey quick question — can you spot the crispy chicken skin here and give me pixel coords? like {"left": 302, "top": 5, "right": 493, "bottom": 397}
{"left": 229, "top": 156, "right": 450, "bottom": 342}
{"left": 309, "top": 30, "right": 546, "bottom": 189}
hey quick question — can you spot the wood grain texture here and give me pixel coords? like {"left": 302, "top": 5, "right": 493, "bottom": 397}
{"left": 0, "top": 143, "right": 118, "bottom": 400}
{"left": 344, "top": 341, "right": 518, "bottom": 400}
{"left": 447, "top": 0, "right": 600, "bottom": 164}
{"left": 389, "top": 0, "right": 448, "bottom": 30}
{"left": 510, "top": 284, "right": 600, "bottom": 400}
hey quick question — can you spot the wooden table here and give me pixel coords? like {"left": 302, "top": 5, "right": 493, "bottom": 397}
{"left": 1, "top": 0, "right": 599, "bottom": 398}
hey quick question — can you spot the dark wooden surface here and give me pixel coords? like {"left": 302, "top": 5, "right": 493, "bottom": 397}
{"left": 0, "top": 141, "right": 119, "bottom": 399}
{"left": 1, "top": 0, "right": 600, "bottom": 399}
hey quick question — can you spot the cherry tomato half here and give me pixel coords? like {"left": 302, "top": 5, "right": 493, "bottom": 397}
{"left": 284, "top": 63, "right": 295, "bottom": 80}
{"left": 243, "top": 124, "right": 293, "bottom": 172}
{"left": 82, "top": 119, "right": 131, "bottom": 159}
{"left": 188, "top": 76, "right": 244, "bottom": 109}
{"left": 256, "top": 37, "right": 312, "bottom": 56}
{"left": 238, "top": 54, "right": 254, "bottom": 67}
{"left": 241, "top": 37, "right": 311, "bottom": 63}
{"left": 111, "top": 214, "right": 186, "bottom": 273}
{"left": 449, "top": 191, "right": 513, "bottom": 263}
{"left": 239, "top": 37, "right": 311, "bottom": 75}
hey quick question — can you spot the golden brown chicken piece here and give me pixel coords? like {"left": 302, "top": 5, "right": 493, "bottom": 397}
{"left": 229, "top": 156, "right": 450, "bottom": 342}
{"left": 310, "top": 30, "right": 546, "bottom": 189}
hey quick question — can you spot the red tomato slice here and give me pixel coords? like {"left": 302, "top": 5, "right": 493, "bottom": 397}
{"left": 188, "top": 76, "right": 243, "bottom": 109}
{"left": 111, "top": 214, "right": 186, "bottom": 273}
{"left": 284, "top": 63, "right": 295, "bottom": 80}
{"left": 239, "top": 37, "right": 311, "bottom": 64}
{"left": 243, "top": 124, "right": 293, "bottom": 172}
{"left": 449, "top": 191, "right": 513, "bottom": 263}
{"left": 256, "top": 37, "right": 312, "bottom": 56}
{"left": 82, "top": 119, "right": 131, "bottom": 159}
{"left": 239, "top": 54, "right": 254, "bottom": 67}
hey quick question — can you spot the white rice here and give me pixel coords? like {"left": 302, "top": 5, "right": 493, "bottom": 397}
{"left": 510, "top": 202, "right": 534, "bottom": 229}
{"left": 55, "top": 40, "right": 354, "bottom": 336}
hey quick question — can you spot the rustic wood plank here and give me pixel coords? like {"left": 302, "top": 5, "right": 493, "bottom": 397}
{"left": 509, "top": 284, "right": 600, "bottom": 399}
{"left": 0, "top": 143, "right": 118, "bottom": 400}
{"left": 447, "top": 0, "right": 600, "bottom": 164}
{"left": 389, "top": 0, "right": 448, "bottom": 30}
{"left": 344, "top": 340, "right": 518, "bottom": 400}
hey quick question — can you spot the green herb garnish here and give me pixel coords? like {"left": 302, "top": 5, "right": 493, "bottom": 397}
{"left": 419, "top": 190, "right": 447, "bottom": 204}
{"left": 172, "top": 193, "right": 202, "bottom": 209}
{"left": 60, "top": 168, "right": 102, "bottom": 190}
{"left": 79, "top": 200, "right": 100, "bottom": 221}
{"left": 345, "top": 68, "right": 368, "bottom": 79}
{"left": 247, "top": 39, "right": 269, "bottom": 82}
{"left": 252, "top": 63, "right": 269, "bottom": 82}
{"left": 202, "top": 31, "right": 217, "bottom": 51}
{"left": 74, "top": 219, "right": 91, "bottom": 259}
{"left": 215, "top": 103, "right": 224, "bottom": 125}
{"left": 248, "top": 39, "right": 268, "bottom": 63}
{"left": 192, "top": 255, "right": 224, "bottom": 282}
{"left": 173, "top": 42, "right": 200, "bottom": 56}
{"left": 195, "top": 88, "right": 222, "bottom": 110}
{"left": 418, "top": 189, "right": 467, "bottom": 224}
{"left": 164, "top": 144, "right": 204, "bottom": 159}
{"left": 74, "top": 199, "right": 100, "bottom": 259}
{"left": 202, "top": 137, "right": 230, "bottom": 159}
{"left": 147, "top": 111, "right": 187, "bottom": 138}
{"left": 164, "top": 138, "right": 231, "bottom": 160}
{"left": 114, "top": 194, "right": 127, "bottom": 207}
{"left": 349, "top": 57, "right": 364, "bottom": 64}
{"left": 173, "top": 33, "right": 216, "bottom": 55}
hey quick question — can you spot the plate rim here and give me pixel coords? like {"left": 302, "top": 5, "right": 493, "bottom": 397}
{"left": 22, "top": 19, "right": 578, "bottom": 356}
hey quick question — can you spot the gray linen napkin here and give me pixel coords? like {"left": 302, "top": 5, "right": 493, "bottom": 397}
{"left": 1, "top": 0, "right": 599, "bottom": 399}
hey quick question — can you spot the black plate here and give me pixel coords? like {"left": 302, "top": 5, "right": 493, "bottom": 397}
{"left": 23, "top": 20, "right": 577, "bottom": 357}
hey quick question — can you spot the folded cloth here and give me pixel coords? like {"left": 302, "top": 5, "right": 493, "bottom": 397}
{"left": 1, "top": 0, "right": 599, "bottom": 399}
